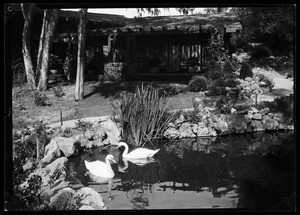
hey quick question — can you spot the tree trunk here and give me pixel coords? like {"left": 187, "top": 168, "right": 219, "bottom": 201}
{"left": 75, "top": 9, "right": 87, "bottom": 101}
{"left": 21, "top": 3, "right": 36, "bottom": 90}
{"left": 37, "top": 9, "right": 59, "bottom": 91}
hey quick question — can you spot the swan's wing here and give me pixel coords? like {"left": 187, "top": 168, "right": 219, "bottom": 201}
{"left": 84, "top": 160, "right": 107, "bottom": 176}
{"left": 127, "top": 148, "right": 160, "bottom": 159}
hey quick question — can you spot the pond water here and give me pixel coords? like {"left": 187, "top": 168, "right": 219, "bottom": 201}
{"left": 68, "top": 131, "right": 295, "bottom": 211}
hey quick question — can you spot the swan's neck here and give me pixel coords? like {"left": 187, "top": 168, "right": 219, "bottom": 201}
{"left": 105, "top": 158, "right": 113, "bottom": 170}
{"left": 122, "top": 143, "right": 129, "bottom": 156}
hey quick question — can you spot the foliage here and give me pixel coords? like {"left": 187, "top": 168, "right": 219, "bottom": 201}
{"left": 208, "top": 79, "right": 227, "bottom": 96}
{"left": 216, "top": 95, "right": 233, "bottom": 114}
{"left": 188, "top": 75, "right": 207, "bottom": 92}
{"left": 111, "top": 84, "right": 177, "bottom": 147}
{"left": 33, "top": 91, "right": 50, "bottom": 106}
{"left": 13, "top": 174, "right": 43, "bottom": 210}
{"left": 223, "top": 60, "right": 235, "bottom": 74}
{"left": 52, "top": 84, "right": 65, "bottom": 97}
{"left": 50, "top": 54, "right": 63, "bottom": 71}
{"left": 63, "top": 41, "right": 77, "bottom": 82}
{"left": 206, "top": 27, "right": 226, "bottom": 63}
{"left": 49, "top": 166, "right": 63, "bottom": 187}
{"left": 12, "top": 58, "right": 27, "bottom": 86}
{"left": 254, "top": 73, "right": 274, "bottom": 92}
{"left": 205, "top": 65, "right": 224, "bottom": 80}
{"left": 274, "top": 95, "right": 294, "bottom": 119}
{"left": 239, "top": 63, "right": 253, "bottom": 79}
{"left": 232, "top": 7, "right": 294, "bottom": 54}
{"left": 136, "top": 8, "right": 194, "bottom": 17}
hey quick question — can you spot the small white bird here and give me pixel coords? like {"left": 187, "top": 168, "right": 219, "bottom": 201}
{"left": 117, "top": 142, "right": 160, "bottom": 159}
{"left": 84, "top": 154, "right": 116, "bottom": 179}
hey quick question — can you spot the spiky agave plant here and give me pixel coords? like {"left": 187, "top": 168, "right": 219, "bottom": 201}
{"left": 111, "top": 84, "right": 176, "bottom": 147}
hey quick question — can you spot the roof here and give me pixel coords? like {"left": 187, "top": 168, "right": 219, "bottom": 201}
{"left": 8, "top": 3, "right": 126, "bottom": 26}
{"left": 96, "top": 12, "right": 241, "bottom": 35}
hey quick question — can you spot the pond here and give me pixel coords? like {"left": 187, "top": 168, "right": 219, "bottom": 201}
{"left": 68, "top": 131, "right": 295, "bottom": 211}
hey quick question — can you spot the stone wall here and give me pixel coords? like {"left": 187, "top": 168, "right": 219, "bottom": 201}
{"left": 164, "top": 107, "right": 294, "bottom": 139}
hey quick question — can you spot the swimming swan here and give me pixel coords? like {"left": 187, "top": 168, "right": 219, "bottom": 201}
{"left": 117, "top": 142, "right": 160, "bottom": 159}
{"left": 84, "top": 154, "right": 116, "bottom": 178}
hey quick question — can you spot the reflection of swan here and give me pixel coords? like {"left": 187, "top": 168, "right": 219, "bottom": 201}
{"left": 118, "top": 157, "right": 156, "bottom": 173}
{"left": 117, "top": 142, "right": 160, "bottom": 159}
{"left": 87, "top": 177, "right": 115, "bottom": 201}
{"left": 84, "top": 154, "right": 116, "bottom": 178}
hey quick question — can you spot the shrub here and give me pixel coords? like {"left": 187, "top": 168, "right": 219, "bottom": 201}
{"left": 274, "top": 95, "right": 294, "bottom": 123}
{"left": 52, "top": 85, "right": 65, "bottom": 97}
{"left": 12, "top": 58, "right": 26, "bottom": 86}
{"left": 50, "top": 54, "right": 63, "bottom": 71}
{"left": 208, "top": 79, "right": 227, "bottom": 96}
{"left": 188, "top": 76, "right": 207, "bottom": 92}
{"left": 216, "top": 95, "right": 233, "bottom": 114}
{"left": 223, "top": 60, "right": 235, "bottom": 74}
{"left": 111, "top": 84, "right": 177, "bottom": 147}
{"left": 239, "top": 63, "right": 253, "bottom": 80}
{"left": 33, "top": 91, "right": 50, "bottom": 106}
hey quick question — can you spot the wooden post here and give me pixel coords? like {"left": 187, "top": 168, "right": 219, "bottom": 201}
{"left": 60, "top": 110, "right": 63, "bottom": 126}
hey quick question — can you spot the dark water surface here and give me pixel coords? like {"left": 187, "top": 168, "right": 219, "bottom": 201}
{"left": 68, "top": 131, "right": 295, "bottom": 210}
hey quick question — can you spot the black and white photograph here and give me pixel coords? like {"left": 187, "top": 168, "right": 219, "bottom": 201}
{"left": 4, "top": 3, "right": 296, "bottom": 211}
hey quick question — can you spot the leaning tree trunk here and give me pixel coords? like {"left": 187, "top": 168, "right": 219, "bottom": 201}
{"left": 75, "top": 9, "right": 87, "bottom": 101}
{"left": 37, "top": 9, "right": 59, "bottom": 91}
{"left": 21, "top": 3, "right": 36, "bottom": 90}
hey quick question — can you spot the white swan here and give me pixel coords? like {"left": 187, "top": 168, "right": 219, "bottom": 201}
{"left": 84, "top": 154, "right": 116, "bottom": 178}
{"left": 117, "top": 142, "right": 160, "bottom": 159}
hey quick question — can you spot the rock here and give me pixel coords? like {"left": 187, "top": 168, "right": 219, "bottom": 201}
{"left": 212, "top": 119, "right": 229, "bottom": 135}
{"left": 179, "top": 122, "right": 196, "bottom": 138}
{"left": 260, "top": 108, "right": 269, "bottom": 115}
{"left": 174, "top": 114, "right": 185, "bottom": 125}
{"left": 55, "top": 137, "right": 81, "bottom": 157}
{"left": 263, "top": 118, "right": 279, "bottom": 130}
{"left": 99, "top": 119, "right": 121, "bottom": 145}
{"left": 252, "top": 113, "right": 262, "bottom": 120}
{"left": 287, "top": 125, "right": 294, "bottom": 130}
{"left": 249, "top": 106, "right": 259, "bottom": 113}
{"left": 251, "top": 120, "right": 265, "bottom": 132}
{"left": 164, "top": 127, "right": 180, "bottom": 139}
{"left": 22, "top": 159, "right": 34, "bottom": 171}
{"left": 79, "top": 205, "right": 95, "bottom": 210}
{"left": 192, "top": 124, "right": 198, "bottom": 133}
{"left": 197, "top": 122, "right": 217, "bottom": 137}
{"left": 73, "top": 187, "right": 106, "bottom": 210}
{"left": 278, "top": 123, "right": 288, "bottom": 130}
{"left": 227, "top": 113, "right": 247, "bottom": 134}
{"left": 41, "top": 138, "right": 62, "bottom": 166}
{"left": 49, "top": 187, "right": 76, "bottom": 210}
{"left": 230, "top": 108, "right": 237, "bottom": 113}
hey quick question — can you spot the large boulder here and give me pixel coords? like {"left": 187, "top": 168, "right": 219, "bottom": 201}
{"left": 226, "top": 113, "right": 247, "bottom": 134}
{"left": 239, "top": 63, "right": 253, "bottom": 80}
{"left": 49, "top": 187, "right": 76, "bottom": 210}
{"left": 55, "top": 137, "right": 81, "bottom": 157}
{"left": 263, "top": 115, "right": 279, "bottom": 130}
{"left": 41, "top": 138, "right": 62, "bottom": 166}
{"left": 73, "top": 187, "right": 106, "bottom": 210}
{"left": 99, "top": 119, "right": 122, "bottom": 145}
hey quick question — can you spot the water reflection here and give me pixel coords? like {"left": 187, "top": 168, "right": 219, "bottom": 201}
{"left": 68, "top": 131, "right": 295, "bottom": 210}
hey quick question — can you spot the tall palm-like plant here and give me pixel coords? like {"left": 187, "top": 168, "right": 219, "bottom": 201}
{"left": 111, "top": 84, "right": 176, "bottom": 147}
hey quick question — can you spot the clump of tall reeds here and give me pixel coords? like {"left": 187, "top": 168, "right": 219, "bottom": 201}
{"left": 111, "top": 84, "right": 177, "bottom": 147}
